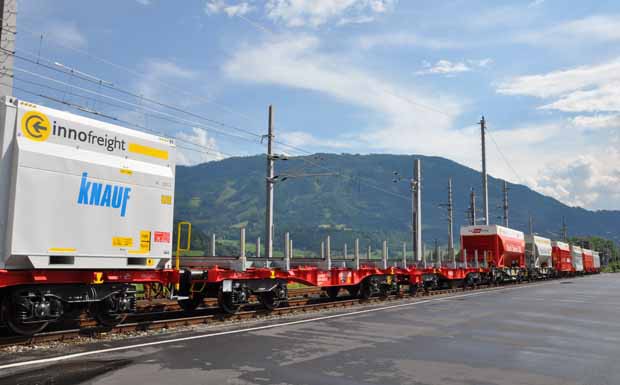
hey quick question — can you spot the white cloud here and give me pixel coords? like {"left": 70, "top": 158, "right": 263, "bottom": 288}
{"left": 528, "top": 0, "right": 545, "bottom": 8}
{"left": 416, "top": 59, "right": 492, "bottom": 76}
{"left": 497, "top": 57, "right": 620, "bottom": 113}
{"left": 531, "top": 152, "right": 620, "bottom": 210}
{"left": 136, "top": 59, "right": 197, "bottom": 101}
{"left": 46, "top": 22, "right": 87, "bottom": 49}
{"left": 205, "top": 1, "right": 253, "bottom": 17}
{"left": 337, "top": 15, "right": 375, "bottom": 26}
{"left": 265, "top": 0, "right": 396, "bottom": 27}
{"left": 279, "top": 131, "right": 353, "bottom": 152}
{"left": 571, "top": 114, "right": 620, "bottom": 130}
{"left": 222, "top": 34, "right": 618, "bottom": 210}
{"left": 357, "top": 32, "right": 456, "bottom": 50}
{"left": 223, "top": 34, "right": 474, "bottom": 169}
{"left": 417, "top": 60, "right": 470, "bottom": 75}
{"left": 515, "top": 14, "right": 620, "bottom": 45}
{"left": 177, "top": 128, "right": 224, "bottom": 166}
{"left": 497, "top": 59, "right": 620, "bottom": 209}
{"left": 136, "top": 0, "right": 151, "bottom": 5}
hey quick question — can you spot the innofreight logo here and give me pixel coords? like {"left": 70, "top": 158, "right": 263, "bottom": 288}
{"left": 21, "top": 111, "right": 51, "bottom": 142}
{"left": 21, "top": 110, "right": 127, "bottom": 153}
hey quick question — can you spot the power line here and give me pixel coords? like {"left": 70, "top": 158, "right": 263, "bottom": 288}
{"left": 9, "top": 73, "right": 258, "bottom": 153}
{"left": 9, "top": 66, "right": 263, "bottom": 146}
{"left": 229, "top": 13, "right": 455, "bottom": 122}
{"left": 5, "top": 22, "right": 511, "bottom": 206}
{"left": 8, "top": 27, "right": 357, "bottom": 167}
{"left": 485, "top": 126, "right": 523, "bottom": 183}
{"left": 0, "top": 46, "right": 264, "bottom": 140}
{"left": 3, "top": 79, "right": 236, "bottom": 158}
{"left": 13, "top": 22, "right": 261, "bottom": 127}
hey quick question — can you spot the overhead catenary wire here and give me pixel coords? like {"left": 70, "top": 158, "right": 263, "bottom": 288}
{"left": 3, "top": 23, "right": 524, "bottom": 205}
{"left": 1, "top": 78, "right": 235, "bottom": 158}
{"left": 0, "top": 46, "right": 264, "bottom": 140}
{"left": 485, "top": 126, "right": 524, "bottom": 183}
{"left": 8, "top": 66, "right": 264, "bottom": 147}
{"left": 6, "top": 26, "right": 354, "bottom": 160}
{"left": 8, "top": 73, "right": 256, "bottom": 154}
{"left": 9, "top": 22, "right": 262, "bottom": 127}
{"left": 0, "top": 23, "right": 420, "bottom": 207}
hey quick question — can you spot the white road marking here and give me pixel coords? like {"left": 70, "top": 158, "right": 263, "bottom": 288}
{"left": 0, "top": 282, "right": 554, "bottom": 371}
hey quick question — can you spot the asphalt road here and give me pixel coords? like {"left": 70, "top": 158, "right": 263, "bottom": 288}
{"left": 2, "top": 275, "right": 619, "bottom": 385}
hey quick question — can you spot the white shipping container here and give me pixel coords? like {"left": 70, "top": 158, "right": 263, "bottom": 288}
{"left": 0, "top": 97, "right": 176, "bottom": 270}
{"left": 593, "top": 251, "right": 601, "bottom": 269}
{"left": 525, "top": 235, "right": 552, "bottom": 268}
{"left": 571, "top": 246, "right": 584, "bottom": 272}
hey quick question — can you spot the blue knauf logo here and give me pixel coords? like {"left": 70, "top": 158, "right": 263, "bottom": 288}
{"left": 77, "top": 172, "right": 131, "bottom": 217}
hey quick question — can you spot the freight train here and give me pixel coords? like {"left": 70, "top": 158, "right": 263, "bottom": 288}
{"left": 0, "top": 97, "right": 602, "bottom": 336}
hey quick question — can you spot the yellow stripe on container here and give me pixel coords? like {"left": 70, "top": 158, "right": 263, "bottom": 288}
{"left": 48, "top": 248, "right": 77, "bottom": 253}
{"left": 128, "top": 249, "right": 148, "bottom": 255}
{"left": 128, "top": 143, "right": 169, "bottom": 160}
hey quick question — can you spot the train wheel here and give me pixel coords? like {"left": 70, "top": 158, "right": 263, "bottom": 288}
{"left": 346, "top": 286, "right": 360, "bottom": 297}
{"left": 326, "top": 287, "right": 340, "bottom": 299}
{"left": 409, "top": 284, "right": 418, "bottom": 296}
{"left": 179, "top": 294, "right": 204, "bottom": 312}
{"left": 361, "top": 283, "right": 373, "bottom": 299}
{"left": 92, "top": 301, "right": 128, "bottom": 328}
{"left": 218, "top": 291, "right": 240, "bottom": 314}
{"left": 258, "top": 292, "right": 279, "bottom": 311}
{"left": 1, "top": 296, "right": 49, "bottom": 336}
{"left": 94, "top": 308, "right": 128, "bottom": 328}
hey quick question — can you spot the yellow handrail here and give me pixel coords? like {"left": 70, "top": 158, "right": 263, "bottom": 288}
{"left": 175, "top": 221, "right": 192, "bottom": 289}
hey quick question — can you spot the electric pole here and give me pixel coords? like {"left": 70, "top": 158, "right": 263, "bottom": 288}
{"left": 528, "top": 215, "right": 533, "bottom": 235}
{"left": 410, "top": 161, "right": 416, "bottom": 263}
{"left": 502, "top": 180, "right": 509, "bottom": 227}
{"left": 561, "top": 217, "right": 568, "bottom": 242}
{"left": 265, "top": 105, "right": 274, "bottom": 259}
{"left": 468, "top": 188, "right": 477, "bottom": 226}
{"left": 0, "top": 0, "right": 15, "bottom": 260}
{"left": 480, "top": 116, "right": 489, "bottom": 226}
{"left": 0, "top": 0, "right": 16, "bottom": 97}
{"left": 414, "top": 159, "right": 423, "bottom": 266}
{"left": 447, "top": 178, "right": 454, "bottom": 261}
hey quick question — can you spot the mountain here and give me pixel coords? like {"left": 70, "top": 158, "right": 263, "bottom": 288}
{"left": 174, "top": 153, "right": 620, "bottom": 254}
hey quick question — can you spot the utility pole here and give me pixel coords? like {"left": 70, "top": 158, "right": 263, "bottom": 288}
{"left": 468, "top": 188, "right": 477, "bottom": 226}
{"left": 0, "top": 0, "right": 15, "bottom": 260}
{"left": 410, "top": 161, "right": 416, "bottom": 264}
{"left": 502, "top": 180, "right": 509, "bottom": 227}
{"left": 480, "top": 116, "right": 489, "bottom": 226}
{"left": 0, "top": 0, "right": 16, "bottom": 96}
{"left": 447, "top": 178, "right": 454, "bottom": 260}
{"left": 528, "top": 215, "right": 533, "bottom": 235}
{"left": 414, "top": 159, "right": 423, "bottom": 266}
{"left": 561, "top": 217, "right": 568, "bottom": 242}
{"left": 265, "top": 105, "right": 274, "bottom": 259}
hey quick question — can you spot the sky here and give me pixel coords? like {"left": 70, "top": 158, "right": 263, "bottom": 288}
{"left": 11, "top": 0, "right": 620, "bottom": 211}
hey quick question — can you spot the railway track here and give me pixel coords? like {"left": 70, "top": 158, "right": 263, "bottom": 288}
{"left": 0, "top": 280, "right": 557, "bottom": 349}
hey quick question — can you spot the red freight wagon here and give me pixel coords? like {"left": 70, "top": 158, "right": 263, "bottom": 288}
{"left": 551, "top": 241, "right": 572, "bottom": 276}
{"left": 582, "top": 249, "right": 595, "bottom": 273}
{"left": 460, "top": 225, "right": 525, "bottom": 270}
